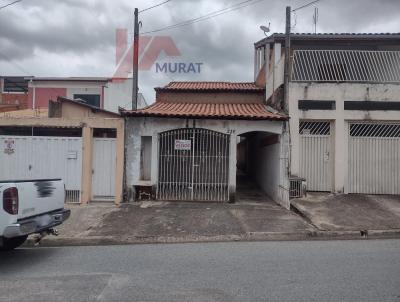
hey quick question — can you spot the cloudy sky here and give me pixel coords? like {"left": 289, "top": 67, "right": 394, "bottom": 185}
{"left": 0, "top": 0, "right": 399, "bottom": 103}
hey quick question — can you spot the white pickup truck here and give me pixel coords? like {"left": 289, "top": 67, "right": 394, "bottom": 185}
{"left": 0, "top": 179, "right": 70, "bottom": 251}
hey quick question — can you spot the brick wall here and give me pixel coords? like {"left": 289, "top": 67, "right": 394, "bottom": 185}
{"left": 0, "top": 93, "right": 29, "bottom": 109}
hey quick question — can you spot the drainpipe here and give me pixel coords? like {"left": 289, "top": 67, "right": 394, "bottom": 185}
{"left": 122, "top": 115, "right": 129, "bottom": 202}
{"left": 30, "top": 79, "right": 36, "bottom": 109}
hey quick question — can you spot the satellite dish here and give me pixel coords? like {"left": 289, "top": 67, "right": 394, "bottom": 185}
{"left": 260, "top": 22, "right": 271, "bottom": 36}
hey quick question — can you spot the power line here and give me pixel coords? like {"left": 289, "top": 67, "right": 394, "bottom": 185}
{"left": 139, "top": 0, "right": 172, "bottom": 13}
{"left": 141, "top": 0, "right": 266, "bottom": 35}
{"left": 291, "top": 0, "right": 321, "bottom": 12}
{"left": 141, "top": 0, "right": 261, "bottom": 34}
{"left": 0, "top": 0, "right": 23, "bottom": 11}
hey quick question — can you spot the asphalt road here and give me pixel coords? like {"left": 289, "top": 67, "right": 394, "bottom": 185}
{"left": 0, "top": 240, "right": 399, "bottom": 302}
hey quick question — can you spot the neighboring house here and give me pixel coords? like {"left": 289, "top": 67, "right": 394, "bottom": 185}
{"left": 0, "top": 76, "right": 147, "bottom": 113}
{"left": 122, "top": 81, "right": 290, "bottom": 208}
{"left": 0, "top": 76, "right": 29, "bottom": 111}
{"left": 254, "top": 33, "right": 400, "bottom": 196}
{"left": 0, "top": 97, "right": 124, "bottom": 205}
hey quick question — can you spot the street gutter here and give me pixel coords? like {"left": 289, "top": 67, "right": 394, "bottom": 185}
{"left": 24, "top": 229, "right": 400, "bottom": 248}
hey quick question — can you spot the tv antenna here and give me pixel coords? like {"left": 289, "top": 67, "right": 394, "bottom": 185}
{"left": 313, "top": 7, "right": 319, "bottom": 33}
{"left": 260, "top": 22, "right": 271, "bottom": 36}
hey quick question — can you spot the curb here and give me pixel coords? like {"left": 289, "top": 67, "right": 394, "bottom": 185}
{"left": 24, "top": 229, "right": 400, "bottom": 248}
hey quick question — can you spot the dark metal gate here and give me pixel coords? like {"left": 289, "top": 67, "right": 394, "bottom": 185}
{"left": 157, "top": 128, "right": 230, "bottom": 201}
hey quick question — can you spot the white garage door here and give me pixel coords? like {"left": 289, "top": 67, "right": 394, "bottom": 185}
{"left": 299, "top": 121, "right": 333, "bottom": 192}
{"left": 348, "top": 122, "right": 400, "bottom": 194}
{"left": 0, "top": 135, "right": 82, "bottom": 202}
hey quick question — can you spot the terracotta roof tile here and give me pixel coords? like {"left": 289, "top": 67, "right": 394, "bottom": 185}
{"left": 156, "top": 81, "right": 264, "bottom": 92}
{"left": 122, "top": 102, "right": 286, "bottom": 120}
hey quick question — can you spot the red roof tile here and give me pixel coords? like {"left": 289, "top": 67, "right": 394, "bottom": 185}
{"left": 156, "top": 81, "right": 264, "bottom": 92}
{"left": 122, "top": 102, "right": 286, "bottom": 120}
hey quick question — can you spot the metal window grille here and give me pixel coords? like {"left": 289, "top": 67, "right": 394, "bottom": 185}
{"left": 291, "top": 50, "right": 400, "bottom": 83}
{"left": 289, "top": 177, "right": 306, "bottom": 199}
{"left": 157, "top": 128, "right": 230, "bottom": 202}
{"left": 65, "top": 190, "right": 81, "bottom": 204}
{"left": 299, "top": 121, "right": 331, "bottom": 135}
{"left": 350, "top": 123, "right": 400, "bottom": 137}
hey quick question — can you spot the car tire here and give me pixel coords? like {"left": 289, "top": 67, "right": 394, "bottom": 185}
{"left": 0, "top": 235, "right": 28, "bottom": 251}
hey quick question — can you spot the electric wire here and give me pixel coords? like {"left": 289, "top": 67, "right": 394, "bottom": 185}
{"left": 141, "top": 0, "right": 266, "bottom": 34}
{"left": 139, "top": 0, "right": 172, "bottom": 13}
{"left": 291, "top": 0, "right": 321, "bottom": 12}
{"left": 0, "top": 0, "right": 23, "bottom": 11}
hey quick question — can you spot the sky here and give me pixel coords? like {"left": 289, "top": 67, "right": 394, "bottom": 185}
{"left": 0, "top": 0, "right": 399, "bottom": 104}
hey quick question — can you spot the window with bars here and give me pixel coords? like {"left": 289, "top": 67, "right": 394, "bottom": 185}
{"left": 350, "top": 123, "right": 400, "bottom": 137}
{"left": 299, "top": 121, "right": 331, "bottom": 135}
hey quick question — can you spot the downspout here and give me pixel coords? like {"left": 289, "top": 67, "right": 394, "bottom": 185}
{"left": 30, "top": 79, "right": 36, "bottom": 109}
{"left": 122, "top": 114, "right": 128, "bottom": 202}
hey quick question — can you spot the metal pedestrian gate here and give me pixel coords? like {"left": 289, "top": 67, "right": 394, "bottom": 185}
{"left": 157, "top": 128, "right": 230, "bottom": 202}
{"left": 92, "top": 138, "right": 116, "bottom": 201}
{"left": 299, "top": 121, "right": 333, "bottom": 192}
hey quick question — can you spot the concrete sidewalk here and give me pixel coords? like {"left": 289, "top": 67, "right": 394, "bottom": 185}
{"left": 291, "top": 193, "right": 400, "bottom": 232}
{"left": 26, "top": 194, "right": 400, "bottom": 247}
{"left": 28, "top": 200, "right": 320, "bottom": 246}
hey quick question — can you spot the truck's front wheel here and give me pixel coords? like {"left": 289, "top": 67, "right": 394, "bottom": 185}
{"left": 0, "top": 235, "right": 28, "bottom": 251}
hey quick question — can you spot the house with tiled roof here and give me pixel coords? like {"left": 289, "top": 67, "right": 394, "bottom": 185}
{"left": 254, "top": 33, "right": 400, "bottom": 197}
{"left": 122, "top": 81, "right": 291, "bottom": 208}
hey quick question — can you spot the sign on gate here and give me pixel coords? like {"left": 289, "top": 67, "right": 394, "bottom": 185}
{"left": 4, "top": 138, "right": 15, "bottom": 155}
{"left": 174, "top": 139, "right": 191, "bottom": 150}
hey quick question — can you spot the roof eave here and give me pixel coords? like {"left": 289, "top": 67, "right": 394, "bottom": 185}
{"left": 155, "top": 88, "right": 265, "bottom": 93}
{"left": 255, "top": 33, "right": 400, "bottom": 48}
{"left": 121, "top": 112, "right": 287, "bottom": 121}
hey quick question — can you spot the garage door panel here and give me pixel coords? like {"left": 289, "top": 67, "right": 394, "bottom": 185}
{"left": 348, "top": 123, "right": 400, "bottom": 194}
{"left": 0, "top": 135, "right": 82, "bottom": 202}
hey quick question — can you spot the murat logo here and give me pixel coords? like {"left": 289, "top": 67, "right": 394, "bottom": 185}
{"left": 4, "top": 139, "right": 15, "bottom": 155}
{"left": 113, "top": 28, "right": 203, "bottom": 78}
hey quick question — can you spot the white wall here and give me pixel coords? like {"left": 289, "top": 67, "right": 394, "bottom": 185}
{"left": 104, "top": 79, "right": 132, "bottom": 112}
{"left": 104, "top": 79, "right": 147, "bottom": 113}
{"left": 248, "top": 134, "right": 282, "bottom": 205}
{"left": 265, "top": 44, "right": 284, "bottom": 101}
{"left": 125, "top": 117, "right": 285, "bottom": 204}
{"left": 289, "top": 82, "right": 400, "bottom": 193}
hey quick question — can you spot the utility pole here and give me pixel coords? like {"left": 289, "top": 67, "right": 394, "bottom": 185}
{"left": 132, "top": 8, "right": 139, "bottom": 110}
{"left": 283, "top": 6, "right": 291, "bottom": 113}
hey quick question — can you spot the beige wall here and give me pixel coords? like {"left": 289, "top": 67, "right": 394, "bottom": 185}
{"left": 60, "top": 101, "right": 118, "bottom": 119}
{"left": 156, "top": 91, "right": 265, "bottom": 104}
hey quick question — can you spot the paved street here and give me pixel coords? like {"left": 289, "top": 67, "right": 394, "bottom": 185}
{"left": 1, "top": 240, "right": 399, "bottom": 302}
